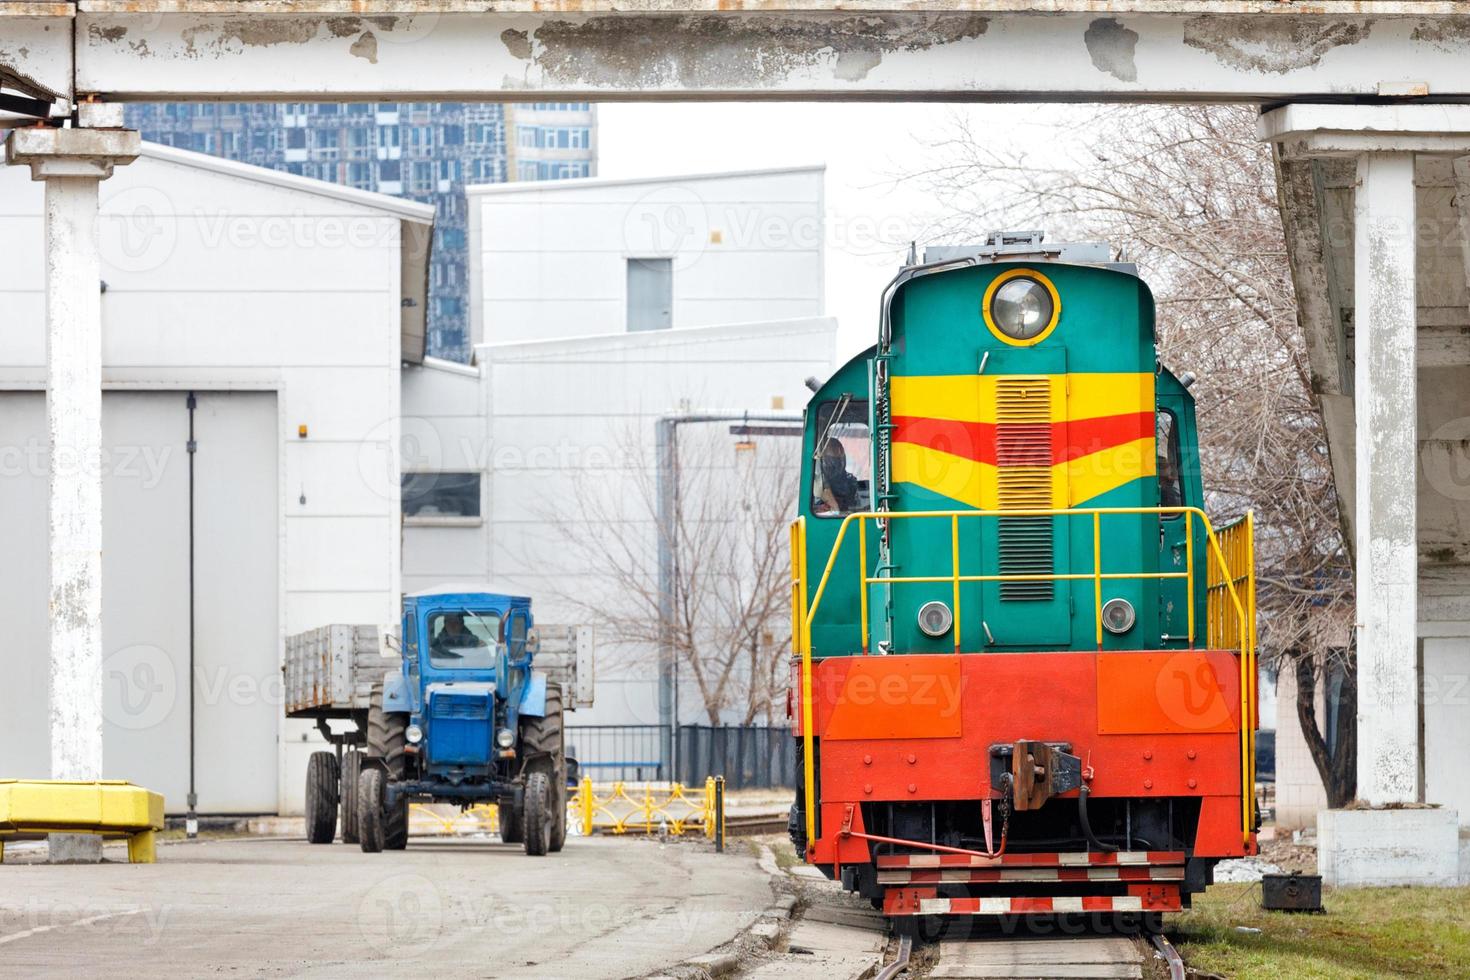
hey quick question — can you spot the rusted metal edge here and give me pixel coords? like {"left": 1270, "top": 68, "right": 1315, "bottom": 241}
{"left": 72, "top": 1, "right": 1470, "bottom": 17}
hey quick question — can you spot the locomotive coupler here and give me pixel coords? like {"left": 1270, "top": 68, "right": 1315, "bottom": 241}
{"left": 989, "top": 740, "right": 1083, "bottom": 811}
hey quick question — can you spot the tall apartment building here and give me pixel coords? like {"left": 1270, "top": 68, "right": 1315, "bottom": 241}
{"left": 126, "top": 102, "right": 598, "bottom": 360}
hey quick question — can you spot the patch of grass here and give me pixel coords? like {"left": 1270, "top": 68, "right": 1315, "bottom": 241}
{"left": 1173, "top": 883, "right": 1470, "bottom": 979}
{"left": 769, "top": 838, "right": 801, "bottom": 872}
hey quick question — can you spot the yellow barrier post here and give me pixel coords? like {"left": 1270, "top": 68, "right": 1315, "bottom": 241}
{"left": 579, "top": 776, "right": 594, "bottom": 837}
{"left": 703, "top": 777, "right": 716, "bottom": 840}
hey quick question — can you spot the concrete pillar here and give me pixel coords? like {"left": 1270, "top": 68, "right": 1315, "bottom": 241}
{"left": 1352, "top": 152, "right": 1420, "bottom": 806}
{"left": 6, "top": 123, "right": 140, "bottom": 863}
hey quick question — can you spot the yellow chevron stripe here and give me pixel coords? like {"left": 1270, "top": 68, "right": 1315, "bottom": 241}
{"left": 890, "top": 373, "right": 1154, "bottom": 424}
{"left": 892, "top": 437, "right": 1156, "bottom": 509}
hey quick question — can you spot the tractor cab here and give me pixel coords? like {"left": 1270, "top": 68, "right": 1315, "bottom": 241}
{"left": 390, "top": 587, "right": 542, "bottom": 782}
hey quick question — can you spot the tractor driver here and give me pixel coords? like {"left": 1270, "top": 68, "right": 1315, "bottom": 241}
{"left": 431, "top": 613, "right": 486, "bottom": 660}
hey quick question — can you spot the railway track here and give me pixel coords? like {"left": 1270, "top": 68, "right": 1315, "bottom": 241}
{"left": 723, "top": 813, "right": 790, "bottom": 837}
{"left": 742, "top": 862, "right": 1176, "bottom": 980}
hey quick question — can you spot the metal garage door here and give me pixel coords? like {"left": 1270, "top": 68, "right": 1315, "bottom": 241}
{"left": 0, "top": 391, "right": 278, "bottom": 813}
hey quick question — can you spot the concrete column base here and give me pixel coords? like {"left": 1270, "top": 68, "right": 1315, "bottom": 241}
{"left": 47, "top": 833, "right": 104, "bottom": 864}
{"left": 1317, "top": 807, "right": 1461, "bottom": 886}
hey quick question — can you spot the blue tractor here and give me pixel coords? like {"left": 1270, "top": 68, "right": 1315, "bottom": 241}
{"left": 360, "top": 587, "right": 569, "bottom": 855}
{"left": 287, "top": 586, "right": 580, "bottom": 855}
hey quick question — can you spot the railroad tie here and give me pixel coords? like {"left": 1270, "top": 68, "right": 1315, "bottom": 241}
{"left": 929, "top": 935, "right": 1144, "bottom": 980}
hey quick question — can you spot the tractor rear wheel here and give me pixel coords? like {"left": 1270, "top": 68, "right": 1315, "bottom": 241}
{"left": 305, "top": 751, "right": 339, "bottom": 844}
{"left": 365, "top": 686, "right": 410, "bottom": 851}
{"left": 519, "top": 683, "right": 566, "bottom": 851}
{"left": 522, "top": 770, "right": 552, "bottom": 856}
{"left": 358, "top": 767, "right": 386, "bottom": 853}
{"left": 340, "top": 749, "right": 362, "bottom": 844}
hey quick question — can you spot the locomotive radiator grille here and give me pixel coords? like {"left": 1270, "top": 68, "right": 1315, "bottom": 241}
{"left": 994, "top": 376, "right": 1054, "bottom": 600}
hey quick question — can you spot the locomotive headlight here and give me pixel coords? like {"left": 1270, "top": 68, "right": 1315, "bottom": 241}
{"left": 983, "top": 270, "right": 1060, "bottom": 345}
{"left": 917, "top": 600, "right": 954, "bottom": 638}
{"left": 495, "top": 728, "right": 516, "bottom": 749}
{"left": 405, "top": 724, "right": 423, "bottom": 745}
{"left": 1101, "top": 598, "right": 1137, "bottom": 635}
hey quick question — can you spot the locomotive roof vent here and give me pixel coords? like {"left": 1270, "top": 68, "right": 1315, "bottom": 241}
{"left": 921, "top": 231, "right": 1137, "bottom": 276}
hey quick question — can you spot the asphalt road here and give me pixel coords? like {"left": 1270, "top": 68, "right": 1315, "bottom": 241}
{"left": 0, "top": 834, "right": 771, "bottom": 978}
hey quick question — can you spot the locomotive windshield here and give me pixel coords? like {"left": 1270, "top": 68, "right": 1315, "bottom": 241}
{"left": 811, "top": 398, "right": 871, "bottom": 517}
{"left": 428, "top": 610, "right": 500, "bottom": 669}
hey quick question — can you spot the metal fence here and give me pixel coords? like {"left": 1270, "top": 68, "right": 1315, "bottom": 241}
{"left": 565, "top": 725, "right": 667, "bottom": 782}
{"left": 676, "top": 725, "right": 795, "bottom": 790}
{"left": 566, "top": 724, "right": 794, "bottom": 789}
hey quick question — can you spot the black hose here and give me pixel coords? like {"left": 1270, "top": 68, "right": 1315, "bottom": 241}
{"left": 1078, "top": 785, "right": 1118, "bottom": 852}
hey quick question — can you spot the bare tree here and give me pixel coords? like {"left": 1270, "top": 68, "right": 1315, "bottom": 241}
{"left": 907, "top": 104, "right": 1356, "bottom": 804}
{"left": 545, "top": 419, "right": 796, "bottom": 726}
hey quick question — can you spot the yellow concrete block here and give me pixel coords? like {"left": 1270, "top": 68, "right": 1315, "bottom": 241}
{"left": 127, "top": 830, "right": 157, "bottom": 864}
{"left": 0, "top": 779, "right": 165, "bottom": 837}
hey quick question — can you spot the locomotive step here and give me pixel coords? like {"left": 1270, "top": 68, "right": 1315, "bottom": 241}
{"left": 883, "top": 884, "right": 1182, "bottom": 916}
{"left": 874, "top": 850, "right": 1186, "bottom": 869}
{"left": 877, "top": 864, "right": 1185, "bottom": 885}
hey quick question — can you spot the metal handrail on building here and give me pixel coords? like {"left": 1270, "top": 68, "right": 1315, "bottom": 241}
{"left": 792, "top": 506, "right": 1257, "bottom": 847}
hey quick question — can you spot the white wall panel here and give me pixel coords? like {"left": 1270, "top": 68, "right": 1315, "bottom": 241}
{"left": 472, "top": 167, "right": 824, "bottom": 346}
{"left": 284, "top": 516, "right": 396, "bottom": 593}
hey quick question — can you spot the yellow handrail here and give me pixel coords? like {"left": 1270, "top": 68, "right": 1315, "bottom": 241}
{"left": 793, "top": 506, "right": 1257, "bottom": 848}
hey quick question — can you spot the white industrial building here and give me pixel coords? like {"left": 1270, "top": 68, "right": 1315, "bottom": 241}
{"left": 467, "top": 165, "right": 826, "bottom": 345}
{"left": 404, "top": 166, "right": 836, "bottom": 733}
{"left": 0, "top": 143, "right": 429, "bottom": 815}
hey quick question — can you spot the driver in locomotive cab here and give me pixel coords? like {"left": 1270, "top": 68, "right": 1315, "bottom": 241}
{"left": 816, "top": 439, "right": 861, "bottom": 514}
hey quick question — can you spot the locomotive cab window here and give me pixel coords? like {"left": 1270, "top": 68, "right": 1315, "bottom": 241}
{"left": 1157, "top": 409, "right": 1183, "bottom": 513}
{"left": 811, "top": 398, "right": 871, "bottom": 517}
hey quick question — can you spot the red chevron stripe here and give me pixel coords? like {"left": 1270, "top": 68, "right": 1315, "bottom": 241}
{"left": 891, "top": 412, "right": 1154, "bottom": 466}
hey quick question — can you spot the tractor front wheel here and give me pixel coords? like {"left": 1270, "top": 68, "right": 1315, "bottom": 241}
{"left": 305, "top": 751, "right": 339, "bottom": 844}
{"left": 358, "top": 767, "right": 386, "bottom": 853}
{"left": 499, "top": 794, "right": 523, "bottom": 844}
{"left": 522, "top": 771, "right": 552, "bottom": 856}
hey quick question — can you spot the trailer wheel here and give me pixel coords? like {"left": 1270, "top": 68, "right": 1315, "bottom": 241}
{"left": 305, "top": 751, "right": 339, "bottom": 844}
{"left": 358, "top": 767, "right": 385, "bottom": 853}
{"left": 365, "top": 686, "right": 410, "bottom": 851}
{"left": 341, "top": 749, "right": 362, "bottom": 844}
{"left": 522, "top": 771, "right": 552, "bottom": 856}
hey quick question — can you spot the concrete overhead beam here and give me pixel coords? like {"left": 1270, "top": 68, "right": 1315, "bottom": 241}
{"left": 1260, "top": 104, "right": 1470, "bottom": 157}
{"left": 7, "top": 2, "right": 1470, "bottom": 104}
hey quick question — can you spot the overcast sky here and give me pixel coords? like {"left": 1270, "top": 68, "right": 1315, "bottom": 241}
{"left": 597, "top": 102, "right": 1070, "bottom": 363}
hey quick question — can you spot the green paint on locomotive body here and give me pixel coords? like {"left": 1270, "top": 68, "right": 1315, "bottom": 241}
{"left": 798, "top": 257, "right": 1206, "bottom": 658}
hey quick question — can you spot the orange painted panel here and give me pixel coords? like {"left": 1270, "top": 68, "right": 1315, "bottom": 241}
{"left": 821, "top": 657, "right": 964, "bottom": 740}
{"left": 1096, "top": 651, "right": 1240, "bottom": 735}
